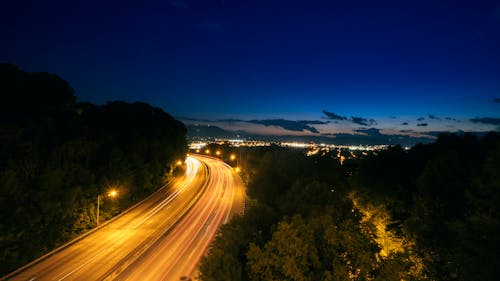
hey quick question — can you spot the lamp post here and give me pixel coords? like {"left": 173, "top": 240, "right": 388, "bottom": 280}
{"left": 97, "top": 194, "right": 100, "bottom": 227}
{"left": 238, "top": 147, "right": 242, "bottom": 170}
{"left": 96, "top": 189, "right": 118, "bottom": 227}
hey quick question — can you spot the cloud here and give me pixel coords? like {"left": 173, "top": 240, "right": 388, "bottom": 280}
{"left": 214, "top": 118, "right": 327, "bottom": 134}
{"left": 322, "top": 110, "right": 347, "bottom": 120}
{"left": 470, "top": 117, "right": 500, "bottom": 125}
{"left": 417, "top": 123, "right": 428, "bottom": 127}
{"left": 402, "top": 122, "right": 409, "bottom": 126}
{"left": 181, "top": 117, "right": 442, "bottom": 145}
{"left": 445, "top": 117, "right": 460, "bottom": 122}
{"left": 417, "top": 117, "right": 425, "bottom": 121}
{"left": 248, "top": 119, "right": 325, "bottom": 133}
{"left": 354, "top": 128, "right": 382, "bottom": 137}
{"left": 493, "top": 98, "right": 500, "bottom": 103}
{"left": 302, "top": 120, "right": 330, "bottom": 125}
{"left": 351, "top": 116, "right": 376, "bottom": 126}
{"left": 171, "top": 0, "right": 188, "bottom": 8}
{"left": 322, "top": 110, "right": 376, "bottom": 126}
{"left": 183, "top": 118, "right": 320, "bottom": 136}
{"left": 428, "top": 114, "right": 441, "bottom": 120}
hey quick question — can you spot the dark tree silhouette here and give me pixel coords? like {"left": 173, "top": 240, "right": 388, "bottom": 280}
{"left": 200, "top": 132, "right": 500, "bottom": 281}
{"left": 0, "top": 64, "right": 187, "bottom": 275}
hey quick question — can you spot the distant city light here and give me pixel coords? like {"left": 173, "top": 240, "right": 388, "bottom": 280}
{"left": 188, "top": 138, "right": 388, "bottom": 151}
{"left": 188, "top": 138, "right": 389, "bottom": 166}
{"left": 189, "top": 142, "right": 207, "bottom": 150}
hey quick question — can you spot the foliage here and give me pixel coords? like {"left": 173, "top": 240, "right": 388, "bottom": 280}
{"left": 353, "top": 133, "right": 500, "bottom": 281}
{"left": 200, "top": 132, "right": 500, "bottom": 281}
{"left": 247, "top": 215, "right": 321, "bottom": 281}
{"left": 0, "top": 64, "right": 187, "bottom": 275}
{"left": 199, "top": 145, "right": 411, "bottom": 280}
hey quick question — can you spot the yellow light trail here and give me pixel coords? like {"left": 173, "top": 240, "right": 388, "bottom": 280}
{"left": 3, "top": 154, "right": 244, "bottom": 281}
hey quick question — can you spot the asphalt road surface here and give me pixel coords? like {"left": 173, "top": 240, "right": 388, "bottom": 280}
{"left": 3, "top": 154, "right": 245, "bottom": 281}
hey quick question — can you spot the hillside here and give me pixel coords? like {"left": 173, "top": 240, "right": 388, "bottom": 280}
{"left": 0, "top": 64, "right": 187, "bottom": 275}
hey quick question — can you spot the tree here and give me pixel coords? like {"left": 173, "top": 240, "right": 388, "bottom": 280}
{"left": 0, "top": 64, "right": 188, "bottom": 275}
{"left": 247, "top": 216, "right": 321, "bottom": 281}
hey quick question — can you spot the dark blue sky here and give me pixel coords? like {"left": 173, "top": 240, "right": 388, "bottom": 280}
{"left": 1, "top": 0, "right": 499, "bottom": 136}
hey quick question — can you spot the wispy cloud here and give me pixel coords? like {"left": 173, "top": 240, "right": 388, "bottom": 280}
{"left": 428, "top": 114, "right": 441, "bottom": 120}
{"left": 183, "top": 118, "right": 318, "bottom": 136}
{"left": 351, "top": 116, "right": 376, "bottom": 126}
{"left": 402, "top": 122, "right": 409, "bottom": 126}
{"left": 247, "top": 119, "right": 326, "bottom": 133}
{"left": 445, "top": 117, "right": 460, "bottom": 122}
{"left": 322, "top": 110, "right": 347, "bottom": 120}
{"left": 470, "top": 117, "right": 500, "bottom": 125}
{"left": 181, "top": 116, "right": 489, "bottom": 145}
{"left": 354, "top": 128, "right": 382, "bottom": 136}
{"left": 493, "top": 98, "right": 500, "bottom": 103}
{"left": 207, "top": 118, "right": 330, "bottom": 134}
{"left": 322, "top": 110, "right": 376, "bottom": 126}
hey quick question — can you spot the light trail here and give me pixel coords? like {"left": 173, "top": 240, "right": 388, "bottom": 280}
{"left": 2, "top": 154, "right": 244, "bottom": 281}
{"left": 114, "top": 155, "right": 244, "bottom": 280}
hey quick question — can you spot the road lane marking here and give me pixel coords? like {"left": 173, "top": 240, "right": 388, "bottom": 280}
{"left": 55, "top": 249, "right": 106, "bottom": 281}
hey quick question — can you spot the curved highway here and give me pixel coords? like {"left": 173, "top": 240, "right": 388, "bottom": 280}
{"left": 3, "top": 154, "right": 245, "bottom": 281}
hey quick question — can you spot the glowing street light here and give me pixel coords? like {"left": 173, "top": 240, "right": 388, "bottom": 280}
{"left": 230, "top": 154, "right": 236, "bottom": 161}
{"left": 235, "top": 167, "right": 241, "bottom": 173}
{"left": 176, "top": 160, "right": 183, "bottom": 166}
{"left": 108, "top": 189, "right": 118, "bottom": 198}
{"left": 97, "top": 189, "right": 119, "bottom": 227}
{"left": 205, "top": 149, "right": 210, "bottom": 154}
{"left": 216, "top": 150, "right": 221, "bottom": 156}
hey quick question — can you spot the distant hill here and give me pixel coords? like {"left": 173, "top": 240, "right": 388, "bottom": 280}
{"left": 187, "top": 124, "right": 239, "bottom": 139}
{"left": 0, "top": 63, "right": 187, "bottom": 275}
{"left": 185, "top": 123, "right": 435, "bottom": 146}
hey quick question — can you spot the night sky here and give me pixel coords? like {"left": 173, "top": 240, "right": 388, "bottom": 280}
{"left": 1, "top": 0, "right": 499, "bottom": 137}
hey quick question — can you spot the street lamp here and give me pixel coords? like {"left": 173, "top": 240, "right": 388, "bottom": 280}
{"left": 97, "top": 189, "right": 118, "bottom": 227}
{"left": 108, "top": 189, "right": 118, "bottom": 198}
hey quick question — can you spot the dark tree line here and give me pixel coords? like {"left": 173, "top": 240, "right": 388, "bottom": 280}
{"left": 0, "top": 64, "right": 187, "bottom": 275}
{"left": 354, "top": 133, "right": 500, "bottom": 281}
{"left": 199, "top": 133, "right": 499, "bottom": 281}
{"left": 199, "top": 147, "right": 413, "bottom": 280}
